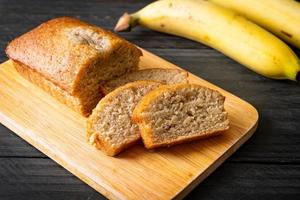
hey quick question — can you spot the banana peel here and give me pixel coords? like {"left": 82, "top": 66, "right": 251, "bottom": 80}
{"left": 115, "top": 0, "right": 300, "bottom": 81}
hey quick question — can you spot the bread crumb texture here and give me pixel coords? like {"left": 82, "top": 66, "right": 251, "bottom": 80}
{"left": 87, "top": 81, "right": 161, "bottom": 156}
{"left": 135, "top": 84, "right": 229, "bottom": 146}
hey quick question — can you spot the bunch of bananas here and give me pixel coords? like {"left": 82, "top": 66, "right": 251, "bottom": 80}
{"left": 114, "top": 0, "right": 300, "bottom": 81}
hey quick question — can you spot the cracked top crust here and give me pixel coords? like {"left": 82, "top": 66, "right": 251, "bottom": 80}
{"left": 5, "top": 17, "right": 141, "bottom": 94}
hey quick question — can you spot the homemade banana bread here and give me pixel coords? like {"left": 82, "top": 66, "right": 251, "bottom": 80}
{"left": 87, "top": 81, "right": 161, "bottom": 156}
{"left": 101, "top": 68, "right": 188, "bottom": 94}
{"left": 5, "top": 17, "right": 142, "bottom": 116}
{"left": 132, "top": 84, "right": 229, "bottom": 149}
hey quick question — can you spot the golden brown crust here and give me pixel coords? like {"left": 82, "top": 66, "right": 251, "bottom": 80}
{"left": 5, "top": 17, "right": 142, "bottom": 94}
{"left": 93, "top": 134, "right": 140, "bottom": 156}
{"left": 132, "top": 83, "right": 229, "bottom": 149}
{"left": 87, "top": 81, "right": 162, "bottom": 156}
{"left": 99, "top": 85, "right": 111, "bottom": 95}
{"left": 13, "top": 61, "right": 91, "bottom": 116}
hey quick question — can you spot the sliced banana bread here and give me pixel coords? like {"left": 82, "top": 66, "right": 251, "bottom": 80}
{"left": 100, "top": 68, "right": 188, "bottom": 94}
{"left": 87, "top": 81, "right": 161, "bottom": 156}
{"left": 6, "top": 17, "right": 142, "bottom": 116}
{"left": 132, "top": 84, "right": 229, "bottom": 149}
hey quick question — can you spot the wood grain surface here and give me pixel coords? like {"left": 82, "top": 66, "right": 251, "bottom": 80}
{"left": 0, "top": 0, "right": 299, "bottom": 200}
{"left": 0, "top": 47, "right": 258, "bottom": 199}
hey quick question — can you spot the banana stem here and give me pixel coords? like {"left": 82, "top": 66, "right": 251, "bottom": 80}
{"left": 114, "top": 12, "right": 139, "bottom": 32}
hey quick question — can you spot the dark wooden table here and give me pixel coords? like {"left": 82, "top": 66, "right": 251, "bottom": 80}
{"left": 0, "top": 0, "right": 299, "bottom": 199}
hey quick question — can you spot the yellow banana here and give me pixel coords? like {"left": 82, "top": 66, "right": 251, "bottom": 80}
{"left": 210, "top": 0, "right": 300, "bottom": 49}
{"left": 115, "top": 0, "right": 300, "bottom": 81}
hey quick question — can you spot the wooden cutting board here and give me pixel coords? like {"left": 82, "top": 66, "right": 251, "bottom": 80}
{"left": 0, "top": 49, "right": 258, "bottom": 200}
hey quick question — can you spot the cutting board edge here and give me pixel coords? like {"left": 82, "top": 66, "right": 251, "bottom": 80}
{"left": 173, "top": 119, "right": 258, "bottom": 200}
{"left": 0, "top": 57, "right": 259, "bottom": 200}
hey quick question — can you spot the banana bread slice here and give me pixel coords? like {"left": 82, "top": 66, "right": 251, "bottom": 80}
{"left": 87, "top": 81, "right": 161, "bottom": 156}
{"left": 5, "top": 17, "right": 142, "bottom": 116}
{"left": 132, "top": 84, "right": 229, "bottom": 149}
{"left": 100, "top": 68, "right": 188, "bottom": 94}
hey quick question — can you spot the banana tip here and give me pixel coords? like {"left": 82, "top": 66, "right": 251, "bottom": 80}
{"left": 296, "top": 72, "right": 300, "bottom": 82}
{"left": 114, "top": 12, "right": 131, "bottom": 32}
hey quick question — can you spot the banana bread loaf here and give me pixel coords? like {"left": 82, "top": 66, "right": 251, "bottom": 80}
{"left": 5, "top": 17, "right": 142, "bottom": 116}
